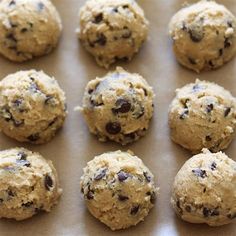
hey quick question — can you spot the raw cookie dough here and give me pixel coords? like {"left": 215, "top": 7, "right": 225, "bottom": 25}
{"left": 171, "top": 149, "right": 236, "bottom": 226}
{"left": 0, "top": 70, "right": 67, "bottom": 144}
{"left": 169, "top": 0, "right": 236, "bottom": 72}
{"left": 0, "top": 147, "right": 62, "bottom": 221}
{"left": 80, "top": 150, "right": 158, "bottom": 230}
{"left": 168, "top": 79, "right": 236, "bottom": 153}
{"left": 0, "top": 0, "right": 62, "bottom": 62}
{"left": 77, "top": 0, "right": 149, "bottom": 68}
{"left": 81, "top": 67, "right": 154, "bottom": 145}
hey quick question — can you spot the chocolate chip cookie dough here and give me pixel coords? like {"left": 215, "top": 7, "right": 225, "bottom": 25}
{"left": 77, "top": 0, "right": 149, "bottom": 68}
{"left": 0, "top": 0, "right": 62, "bottom": 62}
{"left": 80, "top": 67, "right": 154, "bottom": 145}
{"left": 0, "top": 147, "right": 62, "bottom": 221}
{"left": 0, "top": 70, "right": 67, "bottom": 144}
{"left": 171, "top": 149, "right": 236, "bottom": 226}
{"left": 169, "top": 0, "right": 236, "bottom": 72}
{"left": 169, "top": 79, "right": 236, "bottom": 153}
{"left": 80, "top": 150, "right": 158, "bottom": 230}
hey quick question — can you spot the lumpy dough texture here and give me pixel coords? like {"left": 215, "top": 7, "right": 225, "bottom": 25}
{"left": 0, "top": 147, "right": 62, "bottom": 220}
{"left": 80, "top": 150, "right": 158, "bottom": 230}
{"left": 171, "top": 149, "right": 236, "bottom": 226}
{"left": 81, "top": 67, "right": 154, "bottom": 145}
{"left": 169, "top": 79, "right": 236, "bottom": 153}
{"left": 78, "top": 0, "right": 149, "bottom": 68}
{"left": 0, "top": 70, "right": 67, "bottom": 144}
{"left": 0, "top": 0, "right": 62, "bottom": 62}
{"left": 169, "top": 0, "right": 236, "bottom": 72}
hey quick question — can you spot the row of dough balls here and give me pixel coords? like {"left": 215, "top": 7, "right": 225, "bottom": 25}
{"left": 0, "top": 0, "right": 236, "bottom": 72}
{"left": 0, "top": 68, "right": 236, "bottom": 154}
{"left": 0, "top": 148, "right": 235, "bottom": 230}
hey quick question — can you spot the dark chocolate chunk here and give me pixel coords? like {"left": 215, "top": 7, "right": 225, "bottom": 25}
{"left": 206, "top": 136, "right": 212, "bottom": 142}
{"left": 27, "top": 133, "right": 40, "bottom": 142}
{"left": 122, "top": 5, "right": 129, "bottom": 9}
{"left": 185, "top": 205, "right": 191, "bottom": 212}
{"left": 45, "top": 175, "right": 53, "bottom": 191}
{"left": 93, "top": 13, "right": 103, "bottom": 24}
{"left": 106, "top": 122, "right": 121, "bottom": 134}
{"left": 188, "top": 57, "right": 196, "bottom": 65}
{"left": 95, "top": 34, "right": 107, "bottom": 46}
{"left": 94, "top": 169, "right": 107, "bottom": 180}
{"left": 117, "top": 171, "right": 129, "bottom": 182}
{"left": 181, "top": 22, "right": 187, "bottom": 31}
{"left": 118, "top": 195, "right": 129, "bottom": 201}
{"left": 38, "top": 2, "right": 44, "bottom": 11}
{"left": 86, "top": 190, "right": 94, "bottom": 200}
{"left": 224, "top": 107, "right": 231, "bottom": 117}
{"left": 203, "top": 207, "right": 210, "bottom": 217}
{"left": 130, "top": 205, "right": 140, "bottom": 215}
{"left": 122, "top": 27, "right": 132, "bottom": 39}
{"left": 189, "top": 28, "right": 204, "bottom": 42}
{"left": 22, "top": 202, "right": 33, "bottom": 208}
{"left": 180, "top": 109, "right": 189, "bottom": 120}
{"left": 192, "top": 168, "right": 207, "bottom": 178}
{"left": 210, "top": 161, "right": 217, "bottom": 171}
{"left": 224, "top": 38, "right": 231, "bottom": 48}
{"left": 206, "top": 104, "right": 214, "bottom": 113}
{"left": 112, "top": 98, "right": 131, "bottom": 114}
{"left": 143, "top": 172, "right": 151, "bottom": 182}
{"left": 18, "top": 151, "right": 27, "bottom": 160}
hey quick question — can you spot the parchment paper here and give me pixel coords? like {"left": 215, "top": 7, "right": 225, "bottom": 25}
{"left": 0, "top": 0, "right": 236, "bottom": 235}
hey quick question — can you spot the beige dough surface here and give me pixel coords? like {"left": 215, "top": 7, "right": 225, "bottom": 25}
{"left": 0, "top": 70, "right": 67, "bottom": 144}
{"left": 0, "top": 147, "right": 62, "bottom": 221}
{"left": 80, "top": 150, "right": 158, "bottom": 231}
{"left": 171, "top": 149, "right": 236, "bottom": 226}
{"left": 169, "top": 0, "right": 236, "bottom": 72}
{"left": 78, "top": 0, "right": 149, "bottom": 68}
{"left": 81, "top": 67, "right": 154, "bottom": 145}
{"left": 168, "top": 79, "right": 236, "bottom": 153}
{"left": 0, "top": 0, "right": 62, "bottom": 62}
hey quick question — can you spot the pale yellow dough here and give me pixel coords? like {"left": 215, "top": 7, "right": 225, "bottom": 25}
{"left": 80, "top": 150, "right": 158, "bottom": 230}
{"left": 171, "top": 149, "right": 236, "bottom": 226}
{"left": 0, "top": 0, "right": 62, "bottom": 62}
{"left": 169, "top": 0, "right": 236, "bottom": 72}
{"left": 81, "top": 67, "right": 154, "bottom": 145}
{"left": 0, "top": 147, "right": 62, "bottom": 221}
{"left": 78, "top": 0, "right": 149, "bottom": 68}
{"left": 0, "top": 70, "right": 67, "bottom": 144}
{"left": 169, "top": 79, "right": 236, "bottom": 153}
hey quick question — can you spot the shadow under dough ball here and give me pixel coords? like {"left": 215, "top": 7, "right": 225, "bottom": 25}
{"left": 0, "top": 147, "right": 62, "bottom": 221}
{"left": 81, "top": 67, "right": 155, "bottom": 145}
{"left": 0, "top": 0, "right": 62, "bottom": 62}
{"left": 77, "top": 0, "right": 149, "bottom": 68}
{"left": 168, "top": 79, "right": 236, "bottom": 153}
{"left": 171, "top": 149, "right": 236, "bottom": 226}
{"left": 80, "top": 150, "right": 158, "bottom": 231}
{"left": 169, "top": 0, "right": 236, "bottom": 72}
{"left": 0, "top": 70, "right": 67, "bottom": 144}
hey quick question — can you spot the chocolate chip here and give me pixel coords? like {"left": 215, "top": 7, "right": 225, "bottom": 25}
{"left": 206, "top": 136, "right": 212, "bottom": 141}
{"left": 210, "top": 161, "right": 217, "bottom": 171}
{"left": 117, "top": 171, "right": 129, "bottom": 182}
{"left": 147, "top": 191, "right": 156, "bottom": 204}
{"left": 27, "top": 133, "right": 40, "bottom": 142}
{"left": 118, "top": 195, "right": 129, "bottom": 201}
{"left": 45, "top": 95, "right": 54, "bottom": 105}
{"left": 227, "top": 213, "right": 236, "bottom": 219}
{"left": 203, "top": 207, "right": 210, "bottom": 217}
{"left": 209, "top": 60, "right": 214, "bottom": 67}
{"left": 38, "top": 2, "right": 44, "bottom": 11}
{"left": 106, "top": 122, "right": 121, "bottom": 134}
{"left": 95, "top": 34, "right": 107, "bottom": 46}
{"left": 123, "top": 5, "right": 129, "bottom": 9}
{"left": 189, "top": 28, "right": 204, "bottom": 42}
{"left": 203, "top": 187, "right": 206, "bottom": 193}
{"left": 93, "top": 13, "right": 103, "bottom": 24}
{"left": 192, "top": 84, "right": 202, "bottom": 92}
{"left": 185, "top": 205, "right": 191, "bottom": 212}
{"left": 9, "top": 0, "right": 15, "bottom": 6}
{"left": 206, "top": 104, "right": 214, "bottom": 113}
{"left": 188, "top": 57, "right": 196, "bottom": 65}
{"left": 94, "top": 169, "right": 107, "bottom": 180}
{"left": 22, "top": 202, "right": 33, "bottom": 208}
{"left": 18, "top": 152, "right": 27, "bottom": 160}
{"left": 143, "top": 88, "right": 148, "bottom": 96}
{"left": 227, "top": 21, "right": 233, "bottom": 28}
{"left": 44, "top": 175, "right": 53, "bottom": 191}
{"left": 192, "top": 168, "right": 207, "bottom": 178}
{"left": 180, "top": 109, "right": 189, "bottom": 120}
{"left": 0, "top": 199, "right": 3, "bottom": 203}
{"left": 20, "top": 28, "right": 28, "bottom": 33}
{"left": 130, "top": 205, "right": 139, "bottom": 215}
{"left": 13, "top": 119, "right": 24, "bottom": 127}
{"left": 13, "top": 99, "right": 22, "bottom": 107}
{"left": 176, "top": 200, "right": 181, "bottom": 209}
{"left": 224, "top": 38, "right": 231, "bottom": 48}
{"left": 29, "top": 82, "right": 40, "bottom": 93}
{"left": 6, "top": 33, "right": 17, "bottom": 43}
{"left": 211, "top": 209, "right": 219, "bottom": 216}
{"left": 7, "top": 189, "right": 14, "bottom": 197}
{"left": 114, "top": 56, "right": 129, "bottom": 62}
{"left": 143, "top": 172, "right": 151, "bottom": 182}
{"left": 219, "top": 48, "right": 223, "bottom": 56}
{"left": 86, "top": 190, "right": 94, "bottom": 200}
{"left": 133, "top": 106, "right": 145, "bottom": 119}
{"left": 16, "top": 159, "right": 31, "bottom": 167}
{"left": 88, "top": 89, "right": 94, "bottom": 94}
{"left": 224, "top": 107, "right": 231, "bottom": 117}
{"left": 122, "top": 27, "right": 132, "bottom": 39}
{"left": 112, "top": 99, "right": 131, "bottom": 114}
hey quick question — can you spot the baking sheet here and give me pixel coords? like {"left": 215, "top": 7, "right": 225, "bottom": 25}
{"left": 0, "top": 0, "right": 236, "bottom": 235}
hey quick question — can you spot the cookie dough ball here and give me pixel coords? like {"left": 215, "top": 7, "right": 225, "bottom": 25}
{"left": 171, "top": 149, "right": 236, "bottom": 226}
{"left": 81, "top": 67, "right": 154, "bottom": 145}
{"left": 80, "top": 150, "right": 158, "bottom": 230}
{"left": 0, "top": 0, "right": 62, "bottom": 62}
{"left": 0, "top": 147, "right": 62, "bottom": 220}
{"left": 169, "top": 0, "right": 236, "bottom": 72}
{"left": 0, "top": 70, "right": 67, "bottom": 144}
{"left": 78, "top": 0, "right": 149, "bottom": 68}
{"left": 169, "top": 79, "right": 236, "bottom": 153}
